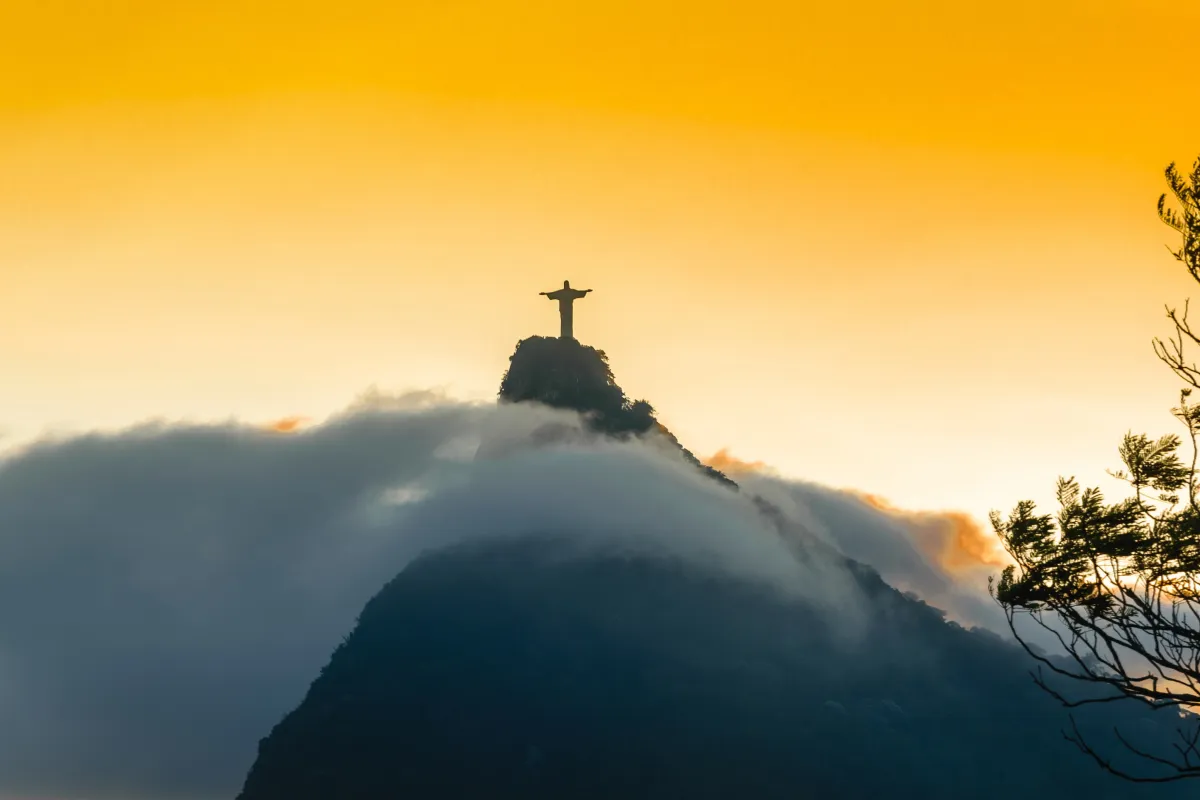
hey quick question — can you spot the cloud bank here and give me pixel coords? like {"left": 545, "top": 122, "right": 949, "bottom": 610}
{"left": 0, "top": 396, "right": 1004, "bottom": 800}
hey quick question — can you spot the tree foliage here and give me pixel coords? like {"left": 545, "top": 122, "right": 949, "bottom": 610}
{"left": 1154, "top": 158, "right": 1200, "bottom": 388}
{"left": 992, "top": 158, "right": 1200, "bottom": 782}
{"left": 498, "top": 335, "right": 735, "bottom": 486}
{"left": 498, "top": 336, "right": 657, "bottom": 436}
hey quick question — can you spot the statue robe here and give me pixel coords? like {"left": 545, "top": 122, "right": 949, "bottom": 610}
{"left": 544, "top": 287, "right": 590, "bottom": 339}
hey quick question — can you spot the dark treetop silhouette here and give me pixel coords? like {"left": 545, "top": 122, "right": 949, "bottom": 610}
{"left": 990, "top": 158, "right": 1200, "bottom": 782}
{"left": 540, "top": 280, "right": 592, "bottom": 340}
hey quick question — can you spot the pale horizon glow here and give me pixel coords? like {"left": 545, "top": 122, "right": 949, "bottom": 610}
{"left": 3, "top": 1, "right": 1199, "bottom": 526}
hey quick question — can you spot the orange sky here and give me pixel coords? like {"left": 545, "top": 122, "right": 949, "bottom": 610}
{"left": 1, "top": 0, "right": 1198, "bottom": 524}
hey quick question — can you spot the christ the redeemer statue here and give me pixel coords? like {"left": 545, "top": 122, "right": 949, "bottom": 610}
{"left": 540, "top": 280, "right": 592, "bottom": 339}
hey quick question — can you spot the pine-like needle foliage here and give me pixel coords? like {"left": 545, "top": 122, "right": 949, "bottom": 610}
{"left": 992, "top": 158, "right": 1200, "bottom": 782}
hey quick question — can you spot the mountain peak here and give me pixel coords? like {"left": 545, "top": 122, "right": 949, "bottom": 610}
{"left": 498, "top": 335, "right": 735, "bottom": 487}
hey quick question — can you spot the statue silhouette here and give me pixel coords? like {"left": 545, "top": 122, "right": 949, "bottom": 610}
{"left": 540, "top": 280, "right": 592, "bottom": 339}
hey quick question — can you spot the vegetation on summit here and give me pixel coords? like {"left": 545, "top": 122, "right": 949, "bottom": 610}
{"left": 499, "top": 335, "right": 735, "bottom": 487}
{"left": 499, "top": 336, "right": 656, "bottom": 436}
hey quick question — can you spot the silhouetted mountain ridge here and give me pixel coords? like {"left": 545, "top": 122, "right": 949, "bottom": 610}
{"left": 236, "top": 335, "right": 1193, "bottom": 798}
{"left": 237, "top": 536, "right": 1192, "bottom": 799}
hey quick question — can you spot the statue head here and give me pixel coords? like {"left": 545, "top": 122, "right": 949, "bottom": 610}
{"left": 563, "top": 280, "right": 571, "bottom": 288}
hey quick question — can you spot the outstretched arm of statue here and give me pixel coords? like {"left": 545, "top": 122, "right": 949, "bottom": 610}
{"left": 583, "top": 289, "right": 593, "bottom": 294}
{"left": 539, "top": 292, "right": 548, "bottom": 296}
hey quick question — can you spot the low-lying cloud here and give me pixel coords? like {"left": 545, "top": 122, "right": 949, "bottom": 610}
{"left": 704, "top": 450, "right": 1008, "bottom": 630}
{"left": 0, "top": 397, "right": 1006, "bottom": 800}
{"left": 853, "top": 492, "right": 1009, "bottom": 575}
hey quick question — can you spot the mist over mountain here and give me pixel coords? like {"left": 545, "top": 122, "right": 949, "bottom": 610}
{"left": 237, "top": 535, "right": 1186, "bottom": 800}
{"left": 0, "top": 336, "right": 1191, "bottom": 798}
{"left": 234, "top": 337, "right": 1192, "bottom": 799}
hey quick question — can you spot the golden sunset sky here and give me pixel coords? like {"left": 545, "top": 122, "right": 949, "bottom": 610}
{"left": 1, "top": 1, "right": 1197, "bottom": 523}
